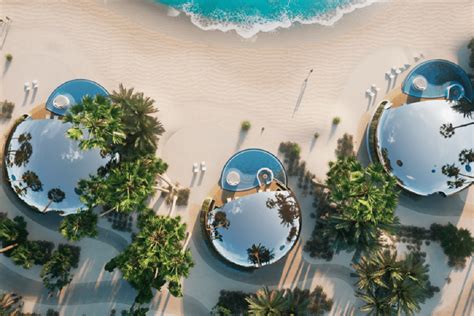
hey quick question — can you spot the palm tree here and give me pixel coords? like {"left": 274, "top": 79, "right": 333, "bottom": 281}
{"left": 111, "top": 84, "right": 165, "bottom": 158}
{"left": 43, "top": 188, "right": 66, "bottom": 213}
{"left": 0, "top": 292, "right": 23, "bottom": 315}
{"left": 64, "top": 95, "right": 126, "bottom": 154}
{"left": 308, "top": 286, "right": 334, "bottom": 316}
{"left": 325, "top": 157, "right": 399, "bottom": 258}
{"left": 59, "top": 210, "right": 98, "bottom": 242}
{"left": 247, "top": 243, "right": 275, "bottom": 267}
{"left": 0, "top": 216, "right": 28, "bottom": 253}
{"left": 246, "top": 287, "right": 288, "bottom": 315}
{"left": 353, "top": 250, "right": 435, "bottom": 316}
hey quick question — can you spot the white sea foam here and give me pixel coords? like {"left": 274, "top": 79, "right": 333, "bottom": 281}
{"left": 171, "top": 0, "right": 379, "bottom": 38}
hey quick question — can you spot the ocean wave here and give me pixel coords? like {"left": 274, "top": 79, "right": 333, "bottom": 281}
{"left": 158, "top": 0, "right": 378, "bottom": 38}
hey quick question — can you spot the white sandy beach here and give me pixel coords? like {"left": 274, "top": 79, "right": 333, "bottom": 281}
{"left": 0, "top": 0, "right": 473, "bottom": 315}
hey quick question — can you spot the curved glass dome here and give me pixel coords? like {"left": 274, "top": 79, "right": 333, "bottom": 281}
{"left": 376, "top": 100, "right": 473, "bottom": 196}
{"left": 402, "top": 59, "right": 473, "bottom": 101}
{"left": 207, "top": 191, "right": 301, "bottom": 268}
{"left": 46, "top": 79, "right": 109, "bottom": 116}
{"left": 220, "top": 148, "right": 287, "bottom": 192}
{"left": 5, "top": 119, "right": 109, "bottom": 215}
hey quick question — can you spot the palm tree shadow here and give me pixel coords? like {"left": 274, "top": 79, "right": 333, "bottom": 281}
{"left": 327, "top": 124, "right": 337, "bottom": 143}
{"left": 310, "top": 136, "right": 318, "bottom": 152}
{"left": 3, "top": 60, "right": 11, "bottom": 76}
{"left": 235, "top": 130, "right": 247, "bottom": 151}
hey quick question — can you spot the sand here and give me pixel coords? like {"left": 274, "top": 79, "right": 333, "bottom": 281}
{"left": 0, "top": 0, "right": 473, "bottom": 315}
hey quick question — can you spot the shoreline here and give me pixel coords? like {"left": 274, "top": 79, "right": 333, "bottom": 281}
{"left": 155, "top": 0, "right": 379, "bottom": 39}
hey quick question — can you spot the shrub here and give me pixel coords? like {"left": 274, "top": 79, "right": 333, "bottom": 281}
{"left": 0, "top": 100, "right": 15, "bottom": 119}
{"left": 5, "top": 53, "right": 12, "bottom": 62}
{"left": 212, "top": 290, "right": 250, "bottom": 315}
{"left": 314, "top": 132, "right": 320, "bottom": 139}
{"left": 332, "top": 117, "right": 341, "bottom": 125}
{"left": 335, "top": 133, "right": 354, "bottom": 158}
{"left": 176, "top": 188, "right": 190, "bottom": 206}
{"left": 241, "top": 120, "right": 251, "bottom": 131}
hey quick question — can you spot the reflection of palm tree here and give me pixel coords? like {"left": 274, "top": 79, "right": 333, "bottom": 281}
{"left": 8, "top": 133, "right": 33, "bottom": 167}
{"left": 43, "top": 188, "right": 66, "bottom": 213}
{"left": 450, "top": 98, "right": 473, "bottom": 119}
{"left": 441, "top": 163, "right": 473, "bottom": 189}
{"left": 266, "top": 192, "right": 299, "bottom": 227}
{"left": 207, "top": 211, "right": 230, "bottom": 241}
{"left": 440, "top": 122, "right": 474, "bottom": 138}
{"left": 20, "top": 171, "right": 43, "bottom": 194}
{"left": 247, "top": 243, "right": 275, "bottom": 267}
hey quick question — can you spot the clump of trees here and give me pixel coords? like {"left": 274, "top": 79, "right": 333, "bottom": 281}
{"left": 41, "top": 244, "right": 81, "bottom": 294}
{"left": 0, "top": 213, "right": 80, "bottom": 293}
{"left": 105, "top": 210, "right": 193, "bottom": 305}
{"left": 353, "top": 250, "right": 439, "bottom": 315}
{"left": 211, "top": 286, "right": 333, "bottom": 315}
{"left": 241, "top": 120, "right": 251, "bottom": 131}
{"left": 335, "top": 133, "right": 355, "bottom": 158}
{"left": 305, "top": 157, "right": 399, "bottom": 260}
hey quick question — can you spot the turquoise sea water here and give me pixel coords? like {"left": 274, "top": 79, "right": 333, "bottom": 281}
{"left": 156, "top": 0, "right": 373, "bottom": 37}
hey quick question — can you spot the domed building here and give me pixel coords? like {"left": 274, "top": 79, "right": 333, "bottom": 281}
{"left": 367, "top": 59, "right": 473, "bottom": 196}
{"left": 5, "top": 118, "right": 109, "bottom": 215}
{"left": 204, "top": 148, "right": 301, "bottom": 269}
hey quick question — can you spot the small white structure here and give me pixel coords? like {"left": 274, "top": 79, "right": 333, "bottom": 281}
{"left": 24, "top": 82, "right": 30, "bottom": 92}
{"left": 201, "top": 161, "right": 207, "bottom": 172}
{"left": 413, "top": 75, "right": 428, "bottom": 91}
{"left": 53, "top": 94, "right": 70, "bottom": 109}
{"left": 226, "top": 171, "right": 241, "bottom": 186}
{"left": 32, "top": 80, "right": 39, "bottom": 89}
{"left": 193, "top": 163, "right": 199, "bottom": 173}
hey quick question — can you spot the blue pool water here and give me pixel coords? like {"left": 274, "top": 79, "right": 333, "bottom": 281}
{"left": 46, "top": 79, "right": 109, "bottom": 116}
{"left": 402, "top": 59, "right": 473, "bottom": 101}
{"left": 157, "top": 0, "right": 372, "bottom": 37}
{"left": 220, "top": 148, "right": 287, "bottom": 191}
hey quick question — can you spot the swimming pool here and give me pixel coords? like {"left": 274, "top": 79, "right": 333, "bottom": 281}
{"left": 46, "top": 79, "right": 109, "bottom": 116}
{"left": 220, "top": 148, "right": 287, "bottom": 192}
{"left": 402, "top": 59, "right": 473, "bottom": 101}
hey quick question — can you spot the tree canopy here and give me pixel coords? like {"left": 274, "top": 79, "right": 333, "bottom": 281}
{"left": 40, "top": 244, "right": 81, "bottom": 293}
{"left": 104, "top": 211, "right": 193, "bottom": 304}
{"left": 325, "top": 157, "right": 399, "bottom": 257}
{"left": 59, "top": 210, "right": 98, "bottom": 242}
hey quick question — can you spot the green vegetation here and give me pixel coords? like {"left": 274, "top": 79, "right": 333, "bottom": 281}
{"left": 0, "top": 214, "right": 28, "bottom": 253}
{"left": 313, "top": 132, "right": 319, "bottom": 139}
{"left": 241, "top": 120, "right": 251, "bottom": 131}
{"left": 332, "top": 117, "right": 341, "bottom": 125}
{"left": 59, "top": 210, "right": 98, "bottom": 242}
{"left": 0, "top": 292, "right": 23, "bottom": 315}
{"left": 78, "top": 156, "right": 167, "bottom": 216}
{"left": 40, "top": 244, "right": 80, "bottom": 294}
{"left": 43, "top": 188, "right": 65, "bottom": 213}
{"left": 335, "top": 133, "right": 355, "bottom": 158}
{"left": 5, "top": 53, "right": 12, "bottom": 62}
{"left": 0, "top": 100, "right": 15, "bottom": 119}
{"left": 324, "top": 157, "right": 399, "bottom": 258}
{"left": 430, "top": 223, "right": 474, "bottom": 268}
{"left": 105, "top": 211, "right": 193, "bottom": 304}
{"left": 353, "top": 250, "right": 438, "bottom": 315}
{"left": 212, "top": 287, "right": 333, "bottom": 315}
{"left": 65, "top": 95, "right": 126, "bottom": 154}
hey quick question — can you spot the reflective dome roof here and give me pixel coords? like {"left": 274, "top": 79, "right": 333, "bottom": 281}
{"left": 207, "top": 190, "right": 301, "bottom": 268}
{"left": 376, "top": 100, "right": 473, "bottom": 196}
{"left": 5, "top": 119, "right": 109, "bottom": 215}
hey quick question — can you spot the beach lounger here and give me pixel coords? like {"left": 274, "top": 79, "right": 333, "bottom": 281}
{"left": 24, "top": 82, "right": 30, "bottom": 92}
{"left": 201, "top": 161, "right": 206, "bottom": 172}
{"left": 193, "top": 163, "right": 199, "bottom": 173}
{"left": 366, "top": 89, "right": 372, "bottom": 97}
{"left": 32, "top": 80, "right": 38, "bottom": 89}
